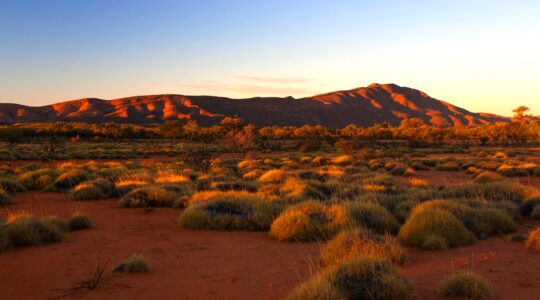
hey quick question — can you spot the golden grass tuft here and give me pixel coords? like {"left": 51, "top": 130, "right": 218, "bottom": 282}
{"left": 438, "top": 271, "right": 492, "bottom": 300}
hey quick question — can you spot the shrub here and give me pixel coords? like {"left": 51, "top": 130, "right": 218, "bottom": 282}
{"left": 438, "top": 271, "right": 492, "bottom": 300}
{"left": 270, "top": 201, "right": 349, "bottom": 242}
{"left": 526, "top": 228, "right": 540, "bottom": 253}
{"left": 6, "top": 216, "right": 64, "bottom": 247}
{"left": 409, "top": 178, "right": 427, "bottom": 187}
{"left": 473, "top": 171, "right": 504, "bottom": 183}
{"left": 178, "top": 196, "right": 281, "bottom": 231}
{"left": 16, "top": 168, "right": 58, "bottom": 190}
{"left": 421, "top": 234, "right": 449, "bottom": 250}
{"left": 210, "top": 180, "right": 258, "bottom": 192}
{"left": 331, "top": 155, "right": 353, "bottom": 166}
{"left": 0, "top": 178, "right": 25, "bottom": 193}
{"left": 497, "top": 164, "right": 528, "bottom": 177}
{"left": 411, "top": 161, "right": 429, "bottom": 170}
{"left": 519, "top": 194, "right": 540, "bottom": 215}
{"left": 258, "top": 169, "right": 287, "bottom": 183}
{"left": 287, "top": 256, "right": 414, "bottom": 300}
{"left": 461, "top": 208, "right": 517, "bottom": 239}
{"left": 69, "top": 182, "right": 107, "bottom": 201}
{"left": 0, "top": 189, "right": 13, "bottom": 206}
{"left": 113, "top": 254, "right": 149, "bottom": 273}
{"left": 44, "top": 216, "right": 69, "bottom": 232}
{"left": 346, "top": 202, "right": 400, "bottom": 234}
{"left": 322, "top": 228, "right": 407, "bottom": 266}
{"left": 398, "top": 208, "right": 476, "bottom": 249}
{"left": 51, "top": 169, "right": 90, "bottom": 191}
{"left": 68, "top": 213, "right": 92, "bottom": 230}
{"left": 393, "top": 200, "right": 419, "bottom": 223}
{"left": 390, "top": 163, "right": 409, "bottom": 176}
{"left": 436, "top": 162, "right": 461, "bottom": 171}
{"left": 531, "top": 205, "right": 540, "bottom": 220}
{"left": 119, "top": 186, "right": 177, "bottom": 207}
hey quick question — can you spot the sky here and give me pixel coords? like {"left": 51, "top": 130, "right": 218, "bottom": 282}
{"left": 0, "top": 0, "right": 539, "bottom": 116}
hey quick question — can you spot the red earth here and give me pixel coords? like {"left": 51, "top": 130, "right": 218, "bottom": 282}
{"left": 2, "top": 192, "right": 540, "bottom": 299}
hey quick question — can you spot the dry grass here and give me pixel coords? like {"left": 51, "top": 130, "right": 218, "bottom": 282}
{"left": 438, "top": 271, "right": 492, "bottom": 299}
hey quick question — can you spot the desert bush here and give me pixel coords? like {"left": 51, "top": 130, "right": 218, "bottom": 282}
{"left": 68, "top": 213, "right": 92, "bottom": 230}
{"left": 519, "top": 194, "right": 540, "bottom": 215}
{"left": 473, "top": 171, "right": 504, "bottom": 183}
{"left": 409, "top": 178, "right": 427, "bottom": 187}
{"left": 445, "top": 181, "right": 534, "bottom": 204}
{"left": 497, "top": 164, "right": 528, "bottom": 177}
{"left": 210, "top": 180, "right": 258, "bottom": 192}
{"left": 389, "top": 163, "right": 408, "bottom": 176}
{"left": 0, "top": 189, "right": 13, "bottom": 206}
{"left": 258, "top": 169, "right": 287, "bottom": 183}
{"left": 114, "top": 254, "right": 149, "bottom": 273}
{"left": 411, "top": 161, "right": 429, "bottom": 170}
{"left": 6, "top": 216, "right": 64, "bottom": 247}
{"left": 436, "top": 162, "right": 461, "bottom": 171}
{"left": 287, "top": 256, "right": 413, "bottom": 300}
{"left": 69, "top": 181, "right": 109, "bottom": 201}
{"left": 331, "top": 155, "right": 353, "bottom": 166}
{"left": 398, "top": 208, "right": 476, "bottom": 250}
{"left": 44, "top": 216, "right": 69, "bottom": 232}
{"left": 438, "top": 271, "right": 492, "bottom": 300}
{"left": 526, "top": 228, "right": 540, "bottom": 252}
{"left": 119, "top": 186, "right": 177, "bottom": 207}
{"left": 0, "top": 178, "right": 24, "bottom": 193}
{"left": 322, "top": 228, "right": 407, "bottom": 266}
{"left": 393, "top": 200, "right": 419, "bottom": 223}
{"left": 345, "top": 202, "right": 400, "bottom": 234}
{"left": 270, "top": 200, "right": 349, "bottom": 242}
{"left": 178, "top": 195, "right": 281, "bottom": 231}
{"left": 51, "top": 169, "right": 90, "bottom": 191}
{"left": 531, "top": 205, "right": 540, "bottom": 220}
{"left": 16, "top": 168, "right": 58, "bottom": 190}
{"left": 461, "top": 208, "right": 517, "bottom": 239}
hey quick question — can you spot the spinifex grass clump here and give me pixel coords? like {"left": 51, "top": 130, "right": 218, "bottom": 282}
{"left": 119, "top": 186, "right": 178, "bottom": 207}
{"left": 0, "top": 189, "right": 13, "bottom": 206}
{"left": 16, "top": 168, "right": 58, "bottom": 190}
{"left": 69, "top": 179, "right": 114, "bottom": 201}
{"left": 178, "top": 195, "right": 282, "bottom": 231}
{"left": 68, "top": 213, "right": 92, "bottom": 231}
{"left": 438, "top": 271, "right": 492, "bottom": 299}
{"left": 345, "top": 202, "right": 400, "bottom": 234}
{"left": 0, "top": 177, "right": 25, "bottom": 193}
{"left": 322, "top": 228, "right": 407, "bottom": 266}
{"left": 51, "top": 169, "right": 90, "bottom": 191}
{"left": 526, "top": 228, "right": 540, "bottom": 253}
{"left": 287, "top": 256, "right": 414, "bottom": 300}
{"left": 6, "top": 216, "right": 64, "bottom": 247}
{"left": 114, "top": 254, "right": 150, "bottom": 273}
{"left": 398, "top": 208, "right": 476, "bottom": 250}
{"left": 270, "top": 200, "right": 349, "bottom": 242}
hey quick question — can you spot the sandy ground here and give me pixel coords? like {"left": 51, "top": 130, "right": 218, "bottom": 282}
{"left": 2, "top": 191, "right": 540, "bottom": 299}
{"left": 0, "top": 192, "right": 320, "bottom": 300}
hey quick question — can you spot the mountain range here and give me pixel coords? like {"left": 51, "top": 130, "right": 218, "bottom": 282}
{"left": 0, "top": 83, "right": 509, "bottom": 127}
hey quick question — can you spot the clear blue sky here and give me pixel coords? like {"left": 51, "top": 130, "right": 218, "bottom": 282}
{"left": 1, "top": 0, "right": 539, "bottom": 115}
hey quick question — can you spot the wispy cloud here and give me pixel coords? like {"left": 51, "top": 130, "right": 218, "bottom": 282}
{"left": 235, "top": 75, "right": 312, "bottom": 84}
{"left": 182, "top": 83, "right": 314, "bottom": 95}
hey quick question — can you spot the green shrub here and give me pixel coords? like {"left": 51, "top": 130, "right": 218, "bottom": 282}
{"left": 438, "top": 271, "right": 492, "bottom": 299}
{"left": 346, "top": 202, "right": 400, "bottom": 234}
{"left": 322, "top": 228, "right": 407, "bottom": 266}
{"left": 178, "top": 196, "right": 281, "bottom": 231}
{"left": 119, "top": 186, "right": 177, "bottom": 207}
{"left": 398, "top": 209, "right": 476, "bottom": 249}
{"left": 16, "top": 168, "right": 58, "bottom": 190}
{"left": 44, "top": 216, "right": 69, "bottom": 232}
{"left": 6, "top": 217, "right": 64, "bottom": 247}
{"left": 269, "top": 201, "right": 349, "bottom": 242}
{"left": 520, "top": 194, "right": 540, "bottom": 215}
{"left": 421, "top": 234, "right": 448, "bottom": 250}
{"left": 0, "top": 178, "right": 25, "bottom": 193}
{"left": 68, "top": 213, "right": 92, "bottom": 230}
{"left": 69, "top": 182, "right": 107, "bottom": 201}
{"left": 473, "top": 171, "right": 504, "bottom": 183}
{"left": 0, "top": 189, "right": 13, "bottom": 206}
{"left": 287, "top": 256, "right": 414, "bottom": 300}
{"left": 51, "top": 169, "right": 90, "bottom": 191}
{"left": 113, "top": 254, "right": 149, "bottom": 273}
{"left": 526, "top": 228, "right": 540, "bottom": 253}
{"left": 461, "top": 208, "right": 517, "bottom": 239}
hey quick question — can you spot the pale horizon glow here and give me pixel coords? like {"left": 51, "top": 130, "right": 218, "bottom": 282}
{"left": 1, "top": 0, "right": 539, "bottom": 116}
